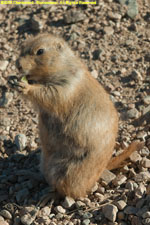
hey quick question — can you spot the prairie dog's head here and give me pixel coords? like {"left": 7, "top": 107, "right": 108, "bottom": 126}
{"left": 16, "top": 34, "right": 76, "bottom": 85}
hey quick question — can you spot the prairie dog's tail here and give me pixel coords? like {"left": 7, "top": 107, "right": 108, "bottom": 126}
{"left": 107, "top": 141, "right": 144, "bottom": 171}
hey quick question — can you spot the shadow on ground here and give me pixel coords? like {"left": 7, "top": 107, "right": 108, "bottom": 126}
{"left": 0, "top": 146, "right": 51, "bottom": 210}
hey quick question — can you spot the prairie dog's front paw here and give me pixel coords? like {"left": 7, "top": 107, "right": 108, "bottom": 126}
{"left": 17, "top": 81, "right": 31, "bottom": 95}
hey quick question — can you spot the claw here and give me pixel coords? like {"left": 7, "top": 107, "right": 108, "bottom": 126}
{"left": 37, "top": 191, "right": 56, "bottom": 208}
{"left": 8, "top": 76, "right": 19, "bottom": 88}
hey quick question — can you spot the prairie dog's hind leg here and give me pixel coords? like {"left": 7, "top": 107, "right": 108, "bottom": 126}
{"left": 45, "top": 148, "right": 113, "bottom": 199}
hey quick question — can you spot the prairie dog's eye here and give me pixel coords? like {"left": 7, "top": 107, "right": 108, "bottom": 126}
{"left": 36, "top": 49, "right": 44, "bottom": 55}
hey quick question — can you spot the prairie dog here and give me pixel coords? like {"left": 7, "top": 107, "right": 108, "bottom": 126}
{"left": 16, "top": 34, "right": 142, "bottom": 198}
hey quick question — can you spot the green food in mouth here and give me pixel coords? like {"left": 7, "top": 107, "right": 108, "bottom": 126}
{"left": 21, "top": 76, "right": 28, "bottom": 83}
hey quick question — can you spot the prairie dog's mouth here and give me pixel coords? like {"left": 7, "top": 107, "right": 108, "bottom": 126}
{"left": 21, "top": 75, "right": 38, "bottom": 84}
{"left": 28, "top": 80, "right": 38, "bottom": 84}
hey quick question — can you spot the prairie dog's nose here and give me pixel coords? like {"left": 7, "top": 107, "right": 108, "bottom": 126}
{"left": 16, "top": 59, "right": 22, "bottom": 71}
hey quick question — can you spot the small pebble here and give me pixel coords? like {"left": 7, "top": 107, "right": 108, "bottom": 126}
{"left": 118, "top": 222, "right": 128, "bottom": 225}
{"left": 98, "top": 186, "right": 105, "bottom": 194}
{"left": 101, "top": 169, "right": 116, "bottom": 185}
{"left": 141, "top": 148, "right": 149, "bottom": 157}
{"left": 113, "top": 91, "right": 121, "bottom": 96}
{"left": 0, "top": 60, "right": 9, "bottom": 71}
{"left": 49, "top": 222, "right": 57, "bottom": 225}
{"left": 124, "top": 206, "right": 138, "bottom": 215}
{"left": 75, "top": 201, "right": 86, "bottom": 208}
{"left": 136, "top": 183, "right": 146, "bottom": 196}
{"left": 126, "top": 108, "right": 139, "bottom": 119}
{"left": 113, "top": 174, "right": 127, "bottom": 186}
{"left": 91, "top": 182, "right": 99, "bottom": 193}
{"left": 125, "top": 181, "right": 134, "bottom": 190}
{"left": 127, "top": 0, "right": 139, "bottom": 19}
{"left": 0, "top": 209, "right": 12, "bottom": 219}
{"left": 102, "top": 204, "right": 118, "bottom": 222}
{"left": 0, "top": 88, "right": 13, "bottom": 108}
{"left": 20, "top": 207, "right": 38, "bottom": 225}
{"left": 14, "top": 216, "right": 21, "bottom": 225}
{"left": 64, "top": 9, "right": 85, "bottom": 24}
{"left": 141, "top": 158, "right": 150, "bottom": 168}
{"left": 108, "top": 11, "right": 121, "bottom": 20}
{"left": 93, "top": 49, "right": 102, "bottom": 60}
{"left": 55, "top": 212, "right": 64, "bottom": 219}
{"left": 137, "top": 131, "right": 147, "bottom": 141}
{"left": 94, "top": 193, "right": 104, "bottom": 201}
{"left": 104, "top": 26, "right": 114, "bottom": 35}
{"left": 49, "top": 221, "right": 57, "bottom": 225}
{"left": 117, "top": 211, "right": 125, "bottom": 220}
{"left": 115, "top": 200, "right": 127, "bottom": 210}
{"left": 91, "top": 70, "right": 98, "bottom": 79}
{"left": 21, "top": 214, "right": 35, "bottom": 225}
{"left": 134, "top": 172, "right": 150, "bottom": 182}
{"left": 15, "top": 134, "right": 27, "bottom": 151}
{"left": 143, "top": 218, "right": 150, "bottom": 224}
{"left": 67, "top": 222, "right": 74, "bottom": 225}
{"left": 136, "top": 199, "right": 145, "bottom": 209}
{"left": 142, "top": 211, "right": 150, "bottom": 219}
{"left": 82, "top": 212, "right": 93, "bottom": 219}
{"left": 143, "top": 105, "right": 150, "bottom": 115}
{"left": 0, "top": 221, "right": 9, "bottom": 225}
{"left": 49, "top": 214, "right": 55, "bottom": 219}
{"left": 131, "top": 70, "right": 143, "bottom": 81}
{"left": 130, "top": 151, "right": 142, "bottom": 162}
{"left": 40, "top": 206, "right": 51, "bottom": 216}
{"left": 143, "top": 96, "right": 150, "bottom": 105}
{"left": 82, "top": 198, "right": 91, "bottom": 205}
{"left": 0, "top": 216, "right": 4, "bottom": 221}
{"left": 54, "top": 206, "right": 66, "bottom": 214}
{"left": 82, "top": 219, "right": 90, "bottom": 225}
{"left": 62, "top": 196, "right": 75, "bottom": 209}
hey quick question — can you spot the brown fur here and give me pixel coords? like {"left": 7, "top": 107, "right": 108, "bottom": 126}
{"left": 16, "top": 34, "right": 143, "bottom": 199}
{"left": 107, "top": 141, "right": 144, "bottom": 170}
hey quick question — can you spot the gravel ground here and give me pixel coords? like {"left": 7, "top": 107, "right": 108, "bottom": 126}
{"left": 1, "top": 1, "right": 150, "bottom": 224}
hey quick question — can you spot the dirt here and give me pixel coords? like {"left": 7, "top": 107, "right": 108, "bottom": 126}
{"left": 0, "top": 1, "right": 150, "bottom": 224}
